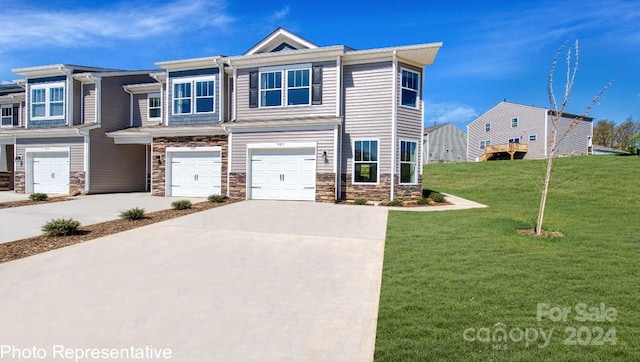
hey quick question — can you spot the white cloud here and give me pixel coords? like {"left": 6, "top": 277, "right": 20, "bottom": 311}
{"left": 0, "top": 0, "right": 233, "bottom": 50}
{"left": 425, "top": 102, "right": 478, "bottom": 127}
{"left": 270, "top": 6, "right": 290, "bottom": 22}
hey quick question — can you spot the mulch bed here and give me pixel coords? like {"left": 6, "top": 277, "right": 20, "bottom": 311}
{"left": 0, "top": 200, "right": 235, "bottom": 264}
{"left": 0, "top": 196, "right": 74, "bottom": 209}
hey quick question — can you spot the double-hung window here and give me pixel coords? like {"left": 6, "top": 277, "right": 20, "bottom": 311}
{"left": 1, "top": 105, "right": 13, "bottom": 127}
{"left": 400, "top": 140, "right": 418, "bottom": 184}
{"left": 480, "top": 140, "right": 491, "bottom": 150}
{"left": 260, "top": 71, "right": 282, "bottom": 107}
{"left": 485, "top": 123, "right": 491, "bottom": 132}
{"left": 31, "top": 82, "right": 65, "bottom": 119}
{"left": 354, "top": 140, "right": 378, "bottom": 183}
{"left": 172, "top": 77, "right": 215, "bottom": 115}
{"left": 401, "top": 69, "right": 420, "bottom": 108}
{"left": 287, "top": 69, "right": 310, "bottom": 105}
{"left": 148, "top": 93, "right": 161, "bottom": 119}
{"left": 511, "top": 117, "right": 519, "bottom": 127}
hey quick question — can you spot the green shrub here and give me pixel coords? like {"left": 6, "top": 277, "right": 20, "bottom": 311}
{"left": 41, "top": 218, "right": 80, "bottom": 236}
{"left": 428, "top": 192, "right": 446, "bottom": 203}
{"left": 171, "top": 199, "right": 192, "bottom": 210}
{"left": 119, "top": 207, "right": 145, "bottom": 220}
{"left": 29, "top": 193, "right": 48, "bottom": 201}
{"left": 416, "top": 198, "right": 429, "bottom": 205}
{"left": 388, "top": 199, "right": 404, "bottom": 207}
{"left": 354, "top": 198, "right": 368, "bottom": 205}
{"left": 207, "top": 194, "right": 225, "bottom": 203}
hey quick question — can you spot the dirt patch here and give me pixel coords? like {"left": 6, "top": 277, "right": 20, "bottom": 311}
{"left": 517, "top": 228, "right": 565, "bottom": 238}
{"left": 0, "top": 196, "right": 74, "bottom": 209}
{"left": 0, "top": 200, "right": 235, "bottom": 264}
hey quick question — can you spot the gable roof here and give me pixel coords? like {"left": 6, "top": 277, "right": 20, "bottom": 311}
{"left": 12, "top": 64, "right": 121, "bottom": 78}
{"left": 244, "top": 27, "right": 319, "bottom": 55}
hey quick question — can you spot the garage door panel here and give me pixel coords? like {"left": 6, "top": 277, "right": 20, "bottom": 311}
{"left": 32, "top": 152, "right": 70, "bottom": 195}
{"left": 250, "top": 148, "right": 316, "bottom": 201}
{"left": 170, "top": 151, "right": 221, "bottom": 197}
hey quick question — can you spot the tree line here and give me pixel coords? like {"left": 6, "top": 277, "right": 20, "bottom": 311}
{"left": 593, "top": 117, "right": 640, "bottom": 152}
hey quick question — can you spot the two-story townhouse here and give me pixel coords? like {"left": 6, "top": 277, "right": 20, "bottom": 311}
{"left": 467, "top": 101, "right": 593, "bottom": 161}
{"left": 0, "top": 84, "right": 25, "bottom": 190}
{"left": 1, "top": 64, "right": 157, "bottom": 194}
{"left": 108, "top": 28, "right": 442, "bottom": 202}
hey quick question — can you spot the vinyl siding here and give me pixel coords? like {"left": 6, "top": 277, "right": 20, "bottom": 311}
{"left": 423, "top": 123, "right": 467, "bottom": 163}
{"left": 235, "top": 61, "right": 336, "bottom": 121}
{"left": 230, "top": 129, "right": 335, "bottom": 173}
{"left": 396, "top": 63, "right": 423, "bottom": 171}
{"left": 83, "top": 83, "right": 96, "bottom": 124}
{"left": 548, "top": 114, "right": 592, "bottom": 156}
{"left": 25, "top": 76, "right": 67, "bottom": 128}
{"left": 467, "top": 102, "right": 547, "bottom": 160}
{"left": 73, "top": 79, "right": 82, "bottom": 125}
{"left": 168, "top": 68, "right": 220, "bottom": 125}
{"left": 88, "top": 128, "right": 146, "bottom": 193}
{"left": 15, "top": 137, "right": 84, "bottom": 172}
{"left": 132, "top": 94, "right": 146, "bottom": 127}
{"left": 341, "top": 61, "right": 393, "bottom": 175}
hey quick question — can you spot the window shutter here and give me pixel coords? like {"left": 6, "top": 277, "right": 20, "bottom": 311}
{"left": 249, "top": 71, "right": 258, "bottom": 108}
{"left": 312, "top": 65, "right": 322, "bottom": 105}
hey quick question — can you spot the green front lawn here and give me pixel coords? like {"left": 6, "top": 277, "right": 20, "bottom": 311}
{"left": 375, "top": 156, "right": 640, "bottom": 361}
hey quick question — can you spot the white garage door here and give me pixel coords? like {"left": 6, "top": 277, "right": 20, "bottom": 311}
{"left": 32, "top": 152, "right": 70, "bottom": 194}
{"left": 169, "top": 151, "right": 221, "bottom": 197}
{"left": 251, "top": 148, "right": 316, "bottom": 201}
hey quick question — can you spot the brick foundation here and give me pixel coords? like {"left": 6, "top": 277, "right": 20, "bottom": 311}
{"left": 316, "top": 173, "right": 336, "bottom": 203}
{"left": 228, "top": 172, "right": 246, "bottom": 200}
{"left": 151, "top": 135, "right": 228, "bottom": 196}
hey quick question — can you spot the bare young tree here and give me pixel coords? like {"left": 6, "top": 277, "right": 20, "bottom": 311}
{"left": 535, "top": 40, "right": 613, "bottom": 235}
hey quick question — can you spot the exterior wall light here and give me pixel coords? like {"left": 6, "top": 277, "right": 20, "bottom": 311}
{"left": 14, "top": 155, "right": 23, "bottom": 166}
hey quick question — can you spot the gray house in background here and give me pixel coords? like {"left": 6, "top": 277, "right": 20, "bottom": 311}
{"left": 467, "top": 101, "right": 593, "bottom": 161}
{"left": 422, "top": 122, "right": 466, "bottom": 164}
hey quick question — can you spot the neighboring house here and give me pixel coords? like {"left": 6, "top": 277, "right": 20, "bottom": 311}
{"left": 467, "top": 101, "right": 593, "bottom": 161}
{"left": 0, "top": 65, "right": 157, "bottom": 194}
{"left": 592, "top": 145, "right": 631, "bottom": 155}
{"left": 0, "top": 84, "right": 25, "bottom": 190}
{"left": 108, "top": 28, "right": 442, "bottom": 202}
{"left": 422, "top": 122, "right": 466, "bottom": 164}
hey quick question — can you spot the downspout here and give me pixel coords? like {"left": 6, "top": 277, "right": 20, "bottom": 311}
{"left": 420, "top": 100, "right": 425, "bottom": 168}
{"left": 390, "top": 51, "right": 398, "bottom": 201}
{"left": 221, "top": 125, "right": 232, "bottom": 198}
{"left": 335, "top": 54, "right": 343, "bottom": 201}
{"left": 77, "top": 127, "right": 90, "bottom": 193}
{"left": 213, "top": 58, "right": 224, "bottom": 123}
{"left": 224, "top": 59, "right": 237, "bottom": 122}
{"left": 150, "top": 72, "right": 166, "bottom": 126}
{"left": 59, "top": 67, "right": 73, "bottom": 126}
{"left": 123, "top": 87, "right": 134, "bottom": 127}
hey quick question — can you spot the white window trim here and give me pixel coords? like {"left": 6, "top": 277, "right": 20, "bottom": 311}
{"left": 171, "top": 76, "right": 216, "bottom": 116}
{"left": 1, "top": 104, "right": 13, "bottom": 128}
{"left": 485, "top": 123, "right": 491, "bottom": 132}
{"left": 529, "top": 134, "right": 537, "bottom": 141}
{"left": 352, "top": 138, "right": 380, "bottom": 185}
{"left": 30, "top": 82, "right": 65, "bottom": 120}
{"left": 399, "top": 139, "right": 419, "bottom": 185}
{"left": 147, "top": 93, "right": 161, "bottom": 120}
{"left": 480, "top": 140, "right": 491, "bottom": 150}
{"left": 258, "top": 63, "right": 312, "bottom": 108}
{"left": 511, "top": 117, "right": 519, "bottom": 128}
{"left": 400, "top": 68, "right": 420, "bottom": 109}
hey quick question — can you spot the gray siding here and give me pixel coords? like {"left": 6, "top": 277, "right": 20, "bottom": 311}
{"left": 235, "top": 61, "right": 337, "bottom": 121}
{"left": 423, "top": 123, "right": 467, "bottom": 163}
{"left": 83, "top": 83, "right": 96, "bottom": 124}
{"left": 549, "top": 114, "right": 592, "bottom": 156}
{"left": 467, "top": 102, "right": 547, "bottom": 160}
{"left": 73, "top": 80, "right": 82, "bottom": 125}
{"left": 132, "top": 94, "right": 145, "bottom": 127}
{"left": 15, "top": 137, "right": 84, "bottom": 172}
{"left": 230, "top": 129, "right": 335, "bottom": 173}
{"left": 396, "top": 63, "right": 423, "bottom": 171}
{"left": 341, "top": 62, "right": 393, "bottom": 174}
{"left": 88, "top": 128, "right": 146, "bottom": 193}
{"left": 25, "top": 76, "right": 68, "bottom": 128}
{"left": 168, "top": 68, "right": 220, "bottom": 125}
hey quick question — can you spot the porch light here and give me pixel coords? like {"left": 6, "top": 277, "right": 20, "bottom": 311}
{"left": 153, "top": 155, "right": 162, "bottom": 165}
{"left": 14, "top": 155, "right": 23, "bottom": 166}
{"left": 322, "top": 151, "right": 328, "bottom": 164}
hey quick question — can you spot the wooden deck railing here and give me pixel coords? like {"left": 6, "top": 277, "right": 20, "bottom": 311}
{"left": 481, "top": 143, "right": 528, "bottom": 161}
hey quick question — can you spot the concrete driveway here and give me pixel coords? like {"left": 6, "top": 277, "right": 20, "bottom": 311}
{"left": 0, "top": 192, "right": 205, "bottom": 244}
{"left": 0, "top": 200, "right": 388, "bottom": 361}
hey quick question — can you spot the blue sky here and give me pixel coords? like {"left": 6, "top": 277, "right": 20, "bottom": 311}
{"left": 0, "top": 0, "right": 638, "bottom": 129}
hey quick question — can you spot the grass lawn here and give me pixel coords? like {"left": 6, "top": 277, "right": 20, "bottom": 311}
{"left": 375, "top": 155, "right": 640, "bottom": 361}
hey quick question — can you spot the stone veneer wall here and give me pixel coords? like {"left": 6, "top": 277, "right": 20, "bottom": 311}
{"left": 14, "top": 171, "right": 24, "bottom": 193}
{"left": 316, "top": 173, "right": 336, "bottom": 203}
{"left": 70, "top": 171, "right": 85, "bottom": 195}
{"left": 151, "top": 135, "right": 228, "bottom": 197}
{"left": 394, "top": 174, "right": 423, "bottom": 201}
{"left": 228, "top": 172, "right": 246, "bottom": 200}
{"left": 341, "top": 173, "right": 392, "bottom": 202}
{"left": 13, "top": 171, "right": 84, "bottom": 195}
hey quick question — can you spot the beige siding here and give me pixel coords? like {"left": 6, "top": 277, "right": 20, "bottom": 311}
{"left": 133, "top": 94, "right": 146, "bottom": 127}
{"left": 549, "top": 115, "right": 592, "bottom": 156}
{"left": 83, "top": 83, "right": 96, "bottom": 124}
{"left": 231, "top": 129, "right": 335, "bottom": 173}
{"left": 100, "top": 75, "right": 153, "bottom": 132}
{"left": 235, "top": 61, "right": 337, "bottom": 121}
{"left": 467, "top": 102, "right": 547, "bottom": 160}
{"left": 15, "top": 137, "right": 84, "bottom": 172}
{"left": 73, "top": 80, "right": 82, "bottom": 125}
{"left": 89, "top": 128, "right": 146, "bottom": 193}
{"left": 341, "top": 61, "right": 393, "bottom": 174}
{"left": 396, "top": 63, "right": 424, "bottom": 171}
